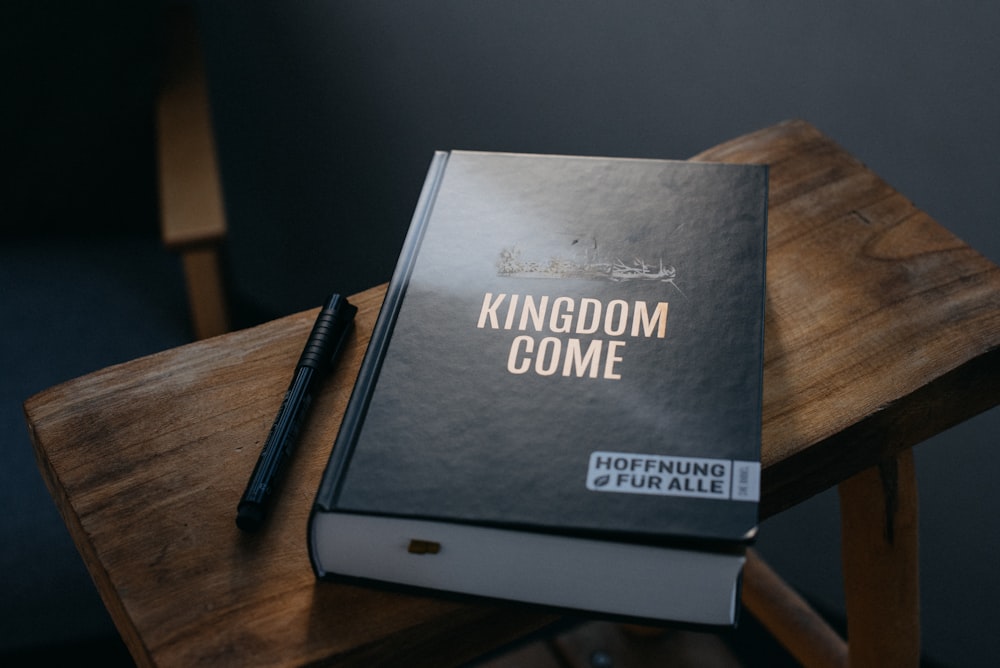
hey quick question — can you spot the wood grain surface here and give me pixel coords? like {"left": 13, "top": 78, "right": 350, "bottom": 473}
{"left": 26, "top": 287, "right": 554, "bottom": 666}
{"left": 24, "top": 120, "right": 1000, "bottom": 666}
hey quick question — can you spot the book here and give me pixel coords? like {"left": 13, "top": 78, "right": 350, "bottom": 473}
{"left": 309, "top": 150, "right": 768, "bottom": 626}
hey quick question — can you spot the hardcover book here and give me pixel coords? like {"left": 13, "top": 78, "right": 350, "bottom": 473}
{"left": 309, "top": 151, "right": 768, "bottom": 626}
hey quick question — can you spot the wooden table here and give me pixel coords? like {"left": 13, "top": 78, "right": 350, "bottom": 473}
{"left": 25, "top": 121, "right": 1000, "bottom": 667}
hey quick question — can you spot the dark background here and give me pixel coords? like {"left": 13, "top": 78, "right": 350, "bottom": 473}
{"left": 3, "top": 1, "right": 998, "bottom": 665}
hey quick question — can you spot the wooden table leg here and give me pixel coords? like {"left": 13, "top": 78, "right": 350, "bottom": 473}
{"left": 741, "top": 549, "right": 848, "bottom": 668}
{"left": 179, "top": 243, "right": 229, "bottom": 339}
{"left": 838, "top": 449, "right": 920, "bottom": 667}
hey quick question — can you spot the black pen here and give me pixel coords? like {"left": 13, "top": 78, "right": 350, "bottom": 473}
{"left": 236, "top": 293, "right": 357, "bottom": 532}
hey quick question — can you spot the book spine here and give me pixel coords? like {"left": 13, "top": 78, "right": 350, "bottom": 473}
{"left": 310, "top": 151, "right": 450, "bottom": 514}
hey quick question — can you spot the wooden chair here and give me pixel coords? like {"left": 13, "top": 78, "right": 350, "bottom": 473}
{"left": 155, "top": 6, "right": 229, "bottom": 340}
{"left": 24, "top": 121, "right": 1000, "bottom": 666}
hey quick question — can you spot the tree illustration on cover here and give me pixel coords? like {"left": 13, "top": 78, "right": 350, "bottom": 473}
{"left": 496, "top": 231, "right": 683, "bottom": 294}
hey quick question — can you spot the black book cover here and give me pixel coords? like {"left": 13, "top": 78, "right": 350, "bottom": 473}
{"left": 310, "top": 151, "right": 767, "bottom": 626}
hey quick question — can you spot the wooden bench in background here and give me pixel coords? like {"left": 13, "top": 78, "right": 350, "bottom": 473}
{"left": 156, "top": 7, "right": 230, "bottom": 340}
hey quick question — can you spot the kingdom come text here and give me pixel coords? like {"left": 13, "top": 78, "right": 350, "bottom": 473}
{"left": 476, "top": 293, "right": 669, "bottom": 379}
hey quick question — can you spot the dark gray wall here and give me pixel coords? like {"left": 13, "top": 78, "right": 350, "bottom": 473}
{"left": 198, "top": 2, "right": 999, "bottom": 317}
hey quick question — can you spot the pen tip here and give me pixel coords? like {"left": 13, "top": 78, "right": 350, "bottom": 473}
{"left": 236, "top": 503, "right": 265, "bottom": 532}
